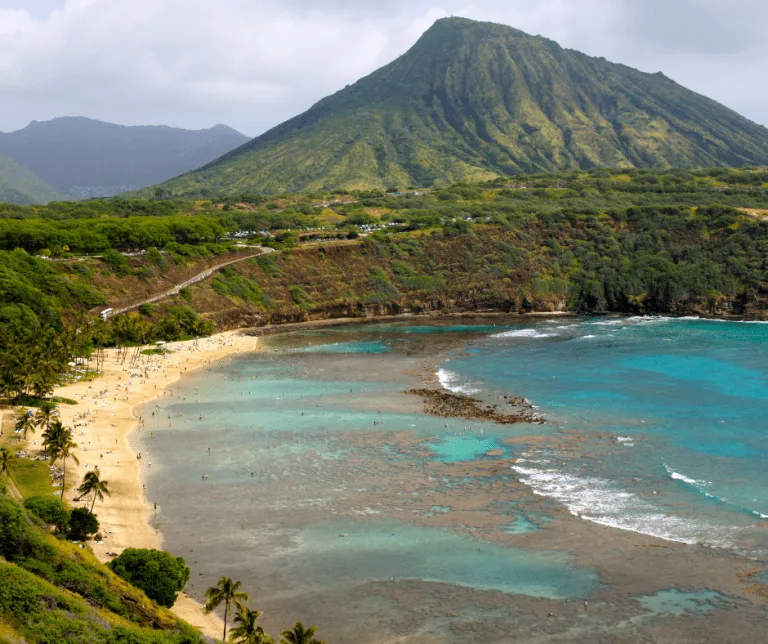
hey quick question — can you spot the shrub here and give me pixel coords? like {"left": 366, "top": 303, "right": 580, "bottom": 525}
{"left": 211, "top": 272, "right": 265, "bottom": 305}
{"left": 0, "top": 495, "right": 56, "bottom": 564}
{"left": 109, "top": 549, "right": 190, "bottom": 608}
{"left": 101, "top": 249, "right": 129, "bottom": 275}
{"left": 289, "top": 286, "right": 311, "bottom": 309}
{"left": 135, "top": 266, "right": 156, "bottom": 281}
{"left": 256, "top": 254, "right": 279, "bottom": 277}
{"left": 138, "top": 303, "right": 155, "bottom": 317}
{"left": 146, "top": 247, "right": 165, "bottom": 268}
{"left": 68, "top": 508, "right": 99, "bottom": 541}
{"left": 23, "top": 497, "right": 70, "bottom": 533}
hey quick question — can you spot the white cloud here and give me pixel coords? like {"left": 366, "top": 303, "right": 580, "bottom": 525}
{"left": 0, "top": 0, "right": 765, "bottom": 136}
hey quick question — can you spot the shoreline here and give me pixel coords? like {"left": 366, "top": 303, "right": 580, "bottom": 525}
{"left": 243, "top": 310, "right": 766, "bottom": 338}
{"left": 54, "top": 330, "right": 262, "bottom": 639}
{"left": 133, "top": 318, "right": 768, "bottom": 643}
{"left": 21, "top": 313, "right": 767, "bottom": 638}
{"left": 244, "top": 311, "right": 576, "bottom": 336}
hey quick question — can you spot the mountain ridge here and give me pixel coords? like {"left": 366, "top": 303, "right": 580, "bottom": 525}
{"left": 0, "top": 117, "right": 250, "bottom": 199}
{"left": 154, "top": 17, "right": 768, "bottom": 196}
{"left": 0, "top": 150, "right": 70, "bottom": 204}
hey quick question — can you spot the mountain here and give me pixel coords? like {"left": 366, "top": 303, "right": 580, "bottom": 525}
{"left": 0, "top": 150, "right": 70, "bottom": 204}
{"left": 0, "top": 117, "right": 249, "bottom": 198}
{"left": 153, "top": 17, "right": 768, "bottom": 196}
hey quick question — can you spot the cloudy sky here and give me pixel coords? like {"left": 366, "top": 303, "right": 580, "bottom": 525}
{"left": 0, "top": 0, "right": 764, "bottom": 136}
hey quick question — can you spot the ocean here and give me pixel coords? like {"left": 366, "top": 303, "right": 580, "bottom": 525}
{"left": 141, "top": 317, "right": 768, "bottom": 642}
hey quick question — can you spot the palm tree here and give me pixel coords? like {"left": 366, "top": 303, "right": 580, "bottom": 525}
{"left": 44, "top": 422, "right": 79, "bottom": 501}
{"left": 14, "top": 410, "right": 36, "bottom": 440}
{"left": 42, "top": 419, "right": 66, "bottom": 454}
{"left": 204, "top": 577, "right": 250, "bottom": 642}
{"left": 77, "top": 468, "right": 111, "bottom": 512}
{"left": 230, "top": 606, "right": 273, "bottom": 644}
{"left": 34, "top": 401, "right": 57, "bottom": 433}
{"left": 0, "top": 448, "right": 13, "bottom": 477}
{"left": 279, "top": 622, "right": 324, "bottom": 644}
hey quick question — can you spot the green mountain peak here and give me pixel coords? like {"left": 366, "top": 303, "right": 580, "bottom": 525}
{"left": 156, "top": 17, "right": 768, "bottom": 196}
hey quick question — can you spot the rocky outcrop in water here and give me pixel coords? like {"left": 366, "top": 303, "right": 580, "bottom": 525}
{"left": 406, "top": 388, "right": 544, "bottom": 424}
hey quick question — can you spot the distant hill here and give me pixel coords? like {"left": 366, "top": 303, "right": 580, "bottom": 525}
{"left": 0, "top": 150, "right": 69, "bottom": 204}
{"left": 153, "top": 17, "right": 768, "bottom": 196}
{"left": 0, "top": 117, "right": 249, "bottom": 198}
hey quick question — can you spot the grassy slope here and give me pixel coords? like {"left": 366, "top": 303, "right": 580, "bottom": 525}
{"left": 0, "top": 490, "right": 205, "bottom": 644}
{"left": 155, "top": 18, "right": 768, "bottom": 196}
{"left": 1, "top": 414, "right": 205, "bottom": 644}
{"left": 0, "top": 152, "right": 70, "bottom": 205}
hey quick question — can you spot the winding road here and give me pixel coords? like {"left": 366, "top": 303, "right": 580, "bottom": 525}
{"left": 107, "top": 246, "right": 275, "bottom": 317}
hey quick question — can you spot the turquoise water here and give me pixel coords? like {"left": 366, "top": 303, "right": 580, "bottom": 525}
{"left": 143, "top": 316, "right": 768, "bottom": 640}
{"left": 293, "top": 341, "right": 391, "bottom": 354}
{"left": 637, "top": 588, "right": 736, "bottom": 616}
{"left": 283, "top": 519, "right": 594, "bottom": 599}
{"left": 441, "top": 317, "right": 768, "bottom": 551}
{"left": 430, "top": 436, "right": 502, "bottom": 462}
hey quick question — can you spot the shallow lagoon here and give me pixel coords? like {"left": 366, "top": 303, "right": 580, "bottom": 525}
{"left": 143, "top": 317, "right": 768, "bottom": 642}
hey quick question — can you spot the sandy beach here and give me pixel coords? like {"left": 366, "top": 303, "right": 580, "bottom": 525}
{"left": 50, "top": 330, "right": 261, "bottom": 639}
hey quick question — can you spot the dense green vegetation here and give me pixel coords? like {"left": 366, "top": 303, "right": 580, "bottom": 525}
{"left": 203, "top": 202, "right": 766, "bottom": 326}
{"left": 1, "top": 166, "right": 767, "bottom": 403}
{"left": 23, "top": 496, "right": 70, "bottom": 534}
{"left": 145, "top": 17, "right": 768, "bottom": 196}
{"left": 0, "top": 494, "right": 207, "bottom": 643}
{"left": 110, "top": 549, "right": 190, "bottom": 608}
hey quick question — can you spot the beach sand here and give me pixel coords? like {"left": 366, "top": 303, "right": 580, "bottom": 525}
{"left": 50, "top": 330, "right": 261, "bottom": 639}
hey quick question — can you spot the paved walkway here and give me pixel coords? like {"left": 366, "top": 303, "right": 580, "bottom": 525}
{"left": 108, "top": 247, "right": 275, "bottom": 316}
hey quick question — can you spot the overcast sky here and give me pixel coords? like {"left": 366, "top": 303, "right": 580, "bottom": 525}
{"left": 0, "top": 0, "right": 765, "bottom": 136}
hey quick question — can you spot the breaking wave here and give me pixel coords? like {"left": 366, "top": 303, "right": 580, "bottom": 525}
{"left": 436, "top": 368, "right": 481, "bottom": 395}
{"left": 491, "top": 329, "right": 556, "bottom": 339}
{"left": 512, "top": 463, "right": 735, "bottom": 547}
{"left": 665, "top": 465, "right": 768, "bottom": 520}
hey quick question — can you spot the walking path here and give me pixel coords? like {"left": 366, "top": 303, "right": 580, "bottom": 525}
{"left": 108, "top": 247, "right": 274, "bottom": 316}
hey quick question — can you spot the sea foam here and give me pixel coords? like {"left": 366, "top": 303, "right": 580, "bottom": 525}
{"left": 436, "top": 368, "right": 480, "bottom": 395}
{"left": 665, "top": 465, "right": 710, "bottom": 489}
{"left": 492, "top": 328, "right": 556, "bottom": 339}
{"left": 512, "top": 463, "right": 734, "bottom": 547}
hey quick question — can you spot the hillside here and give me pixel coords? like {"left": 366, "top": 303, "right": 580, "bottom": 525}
{"left": 0, "top": 117, "right": 249, "bottom": 199}
{"left": 0, "top": 152, "right": 69, "bottom": 205}
{"left": 152, "top": 17, "right": 768, "bottom": 197}
{"left": 0, "top": 491, "right": 207, "bottom": 644}
{"left": 1, "top": 168, "right": 767, "bottom": 354}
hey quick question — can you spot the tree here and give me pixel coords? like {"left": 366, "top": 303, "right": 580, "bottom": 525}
{"left": 230, "top": 606, "right": 273, "bottom": 644}
{"left": 68, "top": 507, "right": 99, "bottom": 541}
{"left": 0, "top": 448, "right": 13, "bottom": 477}
{"left": 34, "top": 401, "right": 57, "bottom": 433}
{"left": 279, "top": 623, "right": 324, "bottom": 644}
{"left": 204, "top": 577, "right": 250, "bottom": 642}
{"left": 77, "top": 468, "right": 111, "bottom": 512}
{"left": 23, "top": 495, "right": 70, "bottom": 533}
{"left": 109, "top": 548, "right": 190, "bottom": 608}
{"left": 13, "top": 411, "right": 36, "bottom": 440}
{"left": 43, "top": 421, "right": 79, "bottom": 501}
